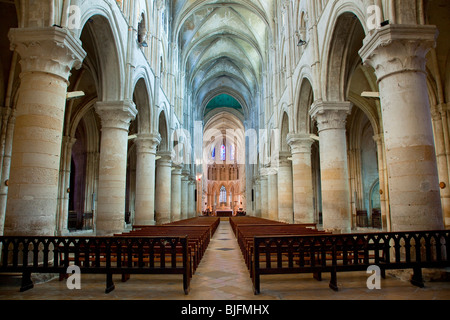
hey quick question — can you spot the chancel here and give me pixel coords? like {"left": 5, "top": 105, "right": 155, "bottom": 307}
{"left": 0, "top": 0, "right": 450, "bottom": 301}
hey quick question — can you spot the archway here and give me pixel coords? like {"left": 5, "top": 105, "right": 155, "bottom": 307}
{"left": 202, "top": 95, "right": 245, "bottom": 215}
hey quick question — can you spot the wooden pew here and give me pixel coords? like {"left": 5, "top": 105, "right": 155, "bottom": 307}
{"left": 235, "top": 224, "right": 329, "bottom": 270}
{"left": 162, "top": 217, "right": 220, "bottom": 237}
{"left": 0, "top": 236, "right": 191, "bottom": 294}
{"left": 229, "top": 216, "right": 288, "bottom": 235}
{"left": 118, "top": 226, "right": 211, "bottom": 272}
{"left": 125, "top": 217, "right": 220, "bottom": 272}
{"left": 251, "top": 230, "right": 450, "bottom": 294}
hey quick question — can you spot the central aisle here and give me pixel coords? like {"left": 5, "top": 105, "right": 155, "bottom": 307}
{"left": 187, "top": 219, "right": 256, "bottom": 300}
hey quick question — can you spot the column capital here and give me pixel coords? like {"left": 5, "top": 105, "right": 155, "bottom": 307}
{"left": 310, "top": 100, "right": 352, "bottom": 132}
{"left": 62, "top": 135, "right": 77, "bottom": 148}
{"left": 181, "top": 168, "right": 191, "bottom": 177}
{"left": 259, "top": 167, "right": 269, "bottom": 178}
{"left": 277, "top": 151, "right": 292, "bottom": 168}
{"left": 95, "top": 100, "right": 137, "bottom": 131}
{"left": 372, "top": 133, "right": 384, "bottom": 145}
{"left": 9, "top": 27, "right": 86, "bottom": 82}
{"left": 287, "top": 133, "right": 314, "bottom": 154}
{"left": 135, "top": 133, "right": 161, "bottom": 154}
{"left": 359, "top": 24, "right": 438, "bottom": 82}
{"left": 156, "top": 151, "right": 173, "bottom": 167}
{"left": 172, "top": 163, "right": 183, "bottom": 174}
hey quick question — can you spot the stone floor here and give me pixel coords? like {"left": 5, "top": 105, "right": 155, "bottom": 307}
{"left": 1, "top": 219, "right": 450, "bottom": 301}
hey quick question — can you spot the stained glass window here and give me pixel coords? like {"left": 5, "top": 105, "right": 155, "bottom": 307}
{"left": 220, "top": 144, "right": 226, "bottom": 161}
{"left": 230, "top": 145, "right": 235, "bottom": 161}
{"left": 220, "top": 186, "right": 227, "bottom": 203}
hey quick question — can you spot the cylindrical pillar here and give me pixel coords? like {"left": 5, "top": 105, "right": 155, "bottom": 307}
{"left": 277, "top": 152, "right": 293, "bottom": 223}
{"left": 360, "top": 24, "right": 444, "bottom": 231}
{"left": 254, "top": 177, "right": 261, "bottom": 217}
{"left": 431, "top": 105, "right": 450, "bottom": 228}
{"left": 134, "top": 133, "right": 161, "bottom": 225}
{"left": 181, "top": 169, "right": 189, "bottom": 220}
{"left": 287, "top": 133, "right": 315, "bottom": 224}
{"left": 155, "top": 152, "right": 172, "bottom": 225}
{"left": 310, "top": 101, "right": 352, "bottom": 233}
{"left": 260, "top": 170, "right": 268, "bottom": 219}
{"left": 373, "top": 134, "right": 390, "bottom": 230}
{"left": 95, "top": 101, "right": 137, "bottom": 236}
{"left": 4, "top": 27, "right": 85, "bottom": 236}
{"left": 267, "top": 167, "right": 278, "bottom": 221}
{"left": 0, "top": 110, "right": 15, "bottom": 236}
{"left": 171, "top": 164, "right": 183, "bottom": 222}
{"left": 188, "top": 178, "right": 196, "bottom": 218}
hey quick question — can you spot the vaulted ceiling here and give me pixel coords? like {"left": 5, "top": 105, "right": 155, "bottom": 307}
{"left": 172, "top": 0, "right": 273, "bottom": 119}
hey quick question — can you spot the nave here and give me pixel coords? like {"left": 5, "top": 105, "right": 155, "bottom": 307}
{"left": 1, "top": 218, "right": 450, "bottom": 300}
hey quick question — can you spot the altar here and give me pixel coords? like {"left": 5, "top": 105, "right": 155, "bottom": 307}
{"left": 216, "top": 210, "right": 233, "bottom": 217}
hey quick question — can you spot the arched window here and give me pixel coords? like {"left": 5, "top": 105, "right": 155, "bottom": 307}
{"left": 212, "top": 146, "right": 215, "bottom": 159}
{"left": 230, "top": 145, "right": 235, "bottom": 161}
{"left": 220, "top": 144, "right": 226, "bottom": 161}
{"left": 220, "top": 186, "right": 227, "bottom": 203}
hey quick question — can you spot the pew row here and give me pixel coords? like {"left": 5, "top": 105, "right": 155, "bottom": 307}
{"left": 128, "top": 217, "right": 220, "bottom": 272}
{"left": 251, "top": 231, "right": 450, "bottom": 294}
{"left": 235, "top": 224, "right": 330, "bottom": 271}
{"left": 118, "top": 226, "right": 210, "bottom": 273}
{"left": 0, "top": 236, "right": 191, "bottom": 294}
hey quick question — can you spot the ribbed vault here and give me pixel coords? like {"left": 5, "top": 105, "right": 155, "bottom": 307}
{"left": 173, "top": 0, "right": 272, "bottom": 120}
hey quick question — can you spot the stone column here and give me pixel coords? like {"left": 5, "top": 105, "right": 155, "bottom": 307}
{"left": 58, "top": 136, "right": 76, "bottom": 235}
{"left": 259, "top": 169, "right": 269, "bottom": 219}
{"left": 95, "top": 101, "right": 137, "bottom": 236}
{"left": 373, "top": 134, "right": 390, "bottom": 230}
{"left": 188, "top": 178, "right": 196, "bottom": 218}
{"left": 4, "top": 27, "right": 85, "bottom": 236}
{"left": 310, "top": 101, "right": 352, "bottom": 233}
{"left": 254, "top": 177, "right": 261, "bottom": 217}
{"left": 267, "top": 166, "right": 279, "bottom": 221}
{"left": 431, "top": 104, "right": 450, "bottom": 228}
{"left": 277, "top": 152, "right": 293, "bottom": 223}
{"left": 134, "top": 133, "right": 161, "bottom": 225}
{"left": 0, "top": 111, "right": 15, "bottom": 236}
{"left": 155, "top": 152, "right": 172, "bottom": 225}
{"left": 181, "top": 169, "right": 189, "bottom": 220}
{"left": 360, "top": 24, "right": 444, "bottom": 231}
{"left": 287, "top": 133, "right": 315, "bottom": 224}
{"left": 171, "top": 164, "right": 182, "bottom": 222}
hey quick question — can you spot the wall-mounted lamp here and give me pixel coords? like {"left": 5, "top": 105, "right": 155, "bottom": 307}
{"left": 139, "top": 41, "right": 148, "bottom": 48}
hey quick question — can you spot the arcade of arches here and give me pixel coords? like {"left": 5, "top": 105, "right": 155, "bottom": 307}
{"left": 0, "top": 0, "right": 450, "bottom": 239}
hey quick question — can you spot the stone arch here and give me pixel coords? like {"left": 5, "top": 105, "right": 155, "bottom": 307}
{"left": 280, "top": 111, "right": 290, "bottom": 153}
{"left": 295, "top": 76, "right": 315, "bottom": 134}
{"left": 157, "top": 109, "right": 169, "bottom": 152}
{"left": 321, "top": 8, "right": 367, "bottom": 102}
{"left": 78, "top": 13, "right": 124, "bottom": 102}
{"left": 132, "top": 77, "right": 152, "bottom": 135}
